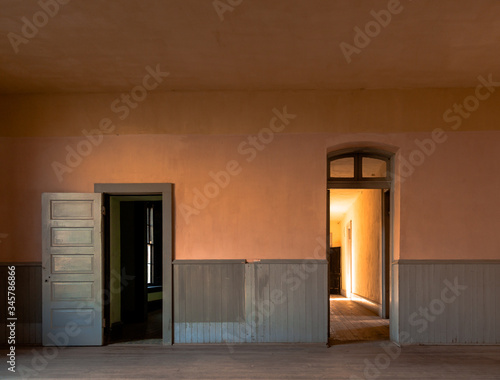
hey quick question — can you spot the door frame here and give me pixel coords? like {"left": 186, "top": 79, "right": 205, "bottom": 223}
{"left": 95, "top": 183, "right": 173, "bottom": 345}
{"left": 327, "top": 148, "right": 394, "bottom": 325}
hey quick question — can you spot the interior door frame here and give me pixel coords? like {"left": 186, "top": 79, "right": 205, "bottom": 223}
{"left": 327, "top": 148, "right": 394, "bottom": 329}
{"left": 94, "top": 183, "right": 173, "bottom": 345}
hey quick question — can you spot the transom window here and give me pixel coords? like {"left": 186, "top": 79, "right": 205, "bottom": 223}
{"left": 328, "top": 151, "right": 391, "bottom": 188}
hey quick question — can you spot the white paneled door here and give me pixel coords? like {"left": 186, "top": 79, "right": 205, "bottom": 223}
{"left": 41, "top": 193, "right": 103, "bottom": 346}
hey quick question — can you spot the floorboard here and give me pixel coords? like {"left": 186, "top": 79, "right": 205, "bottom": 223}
{"left": 330, "top": 295, "right": 389, "bottom": 344}
{"left": 3, "top": 297, "right": 498, "bottom": 379}
{"left": 3, "top": 343, "right": 499, "bottom": 379}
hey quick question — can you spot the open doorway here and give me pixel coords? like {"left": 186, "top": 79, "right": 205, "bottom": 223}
{"left": 328, "top": 190, "right": 390, "bottom": 343}
{"left": 104, "top": 195, "right": 163, "bottom": 344}
{"left": 327, "top": 150, "right": 392, "bottom": 344}
{"left": 40, "top": 184, "right": 173, "bottom": 347}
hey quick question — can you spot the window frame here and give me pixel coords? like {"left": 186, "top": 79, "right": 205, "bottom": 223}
{"left": 327, "top": 150, "right": 392, "bottom": 189}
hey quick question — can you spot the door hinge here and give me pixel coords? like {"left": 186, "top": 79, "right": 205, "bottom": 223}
{"left": 102, "top": 318, "right": 106, "bottom": 328}
{"left": 102, "top": 206, "right": 106, "bottom": 216}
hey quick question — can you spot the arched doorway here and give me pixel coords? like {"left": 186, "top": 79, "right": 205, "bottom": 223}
{"left": 327, "top": 148, "right": 394, "bottom": 343}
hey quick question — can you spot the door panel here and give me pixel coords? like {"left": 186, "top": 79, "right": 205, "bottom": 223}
{"left": 42, "top": 193, "right": 103, "bottom": 346}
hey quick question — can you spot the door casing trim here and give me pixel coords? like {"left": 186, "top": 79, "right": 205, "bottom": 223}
{"left": 94, "top": 183, "right": 173, "bottom": 345}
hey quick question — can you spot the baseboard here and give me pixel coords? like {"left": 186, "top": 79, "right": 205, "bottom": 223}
{"left": 350, "top": 293, "right": 382, "bottom": 316}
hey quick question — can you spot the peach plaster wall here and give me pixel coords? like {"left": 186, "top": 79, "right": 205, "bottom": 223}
{"left": 0, "top": 131, "right": 499, "bottom": 263}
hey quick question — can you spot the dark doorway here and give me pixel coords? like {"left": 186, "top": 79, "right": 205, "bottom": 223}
{"left": 105, "top": 196, "right": 163, "bottom": 344}
{"left": 328, "top": 247, "right": 341, "bottom": 295}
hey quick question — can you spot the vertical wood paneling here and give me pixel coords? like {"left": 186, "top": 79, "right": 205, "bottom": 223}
{"left": 446, "top": 264, "right": 459, "bottom": 344}
{"left": 269, "top": 264, "right": 278, "bottom": 342}
{"left": 178, "top": 264, "right": 186, "bottom": 344}
{"left": 318, "top": 261, "right": 328, "bottom": 343}
{"left": 182, "top": 265, "right": 190, "bottom": 343}
{"left": 0, "top": 264, "right": 42, "bottom": 346}
{"left": 202, "top": 265, "right": 209, "bottom": 343}
{"left": 285, "top": 264, "right": 295, "bottom": 342}
{"left": 476, "top": 264, "right": 485, "bottom": 344}
{"left": 259, "top": 264, "right": 270, "bottom": 343}
{"left": 0, "top": 265, "right": 6, "bottom": 345}
{"left": 297, "top": 265, "right": 306, "bottom": 342}
{"left": 251, "top": 261, "right": 327, "bottom": 343}
{"left": 172, "top": 260, "right": 327, "bottom": 344}
{"left": 244, "top": 263, "right": 253, "bottom": 343}
{"left": 214, "top": 265, "right": 222, "bottom": 343}
{"left": 173, "top": 261, "right": 245, "bottom": 344}
{"left": 390, "top": 262, "right": 399, "bottom": 343}
{"left": 484, "top": 265, "right": 495, "bottom": 344}
{"left": 456, "top": 264, "right": 466, "bottom": 343}
{"left": 408, "top": 263, "right": 417, "bottom": 342}
{"left": 305, "top": 264, "right": 314, "bottom": 343}
{"left": 173, "top": 265, "right": 180, "bottom": 343}
{"left": 34, "top": 266, "right": 42, "bottom": 345}
{"left": 496, "top": 265, "right": 500, "bottom": 344}
{"left": 470, "top": 264, "right": 478, "bottom": 343}
{"left": 433, "top": 264, "right": 445, "bottom": 344}
{"left": 415, "top": 264, "right": 425, "bottom": 343}
{"left": 315, "top": 262, "right": 324, "bottom": 343}
{"left": 459, "top": 265, "right": 473, "bottom": 343}
{"left": 399, "top": 264, "right": 409, "bottom": 342}
{"left": 221, "top": 264, "right": 229, "bottom": 343}
{"left": 397, "top": 261, "right": 500, "bottom": 345}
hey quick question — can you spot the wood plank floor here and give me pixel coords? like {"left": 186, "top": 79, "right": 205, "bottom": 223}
{"left": 3, "top": 342, "right": 499, "bottom": 379}
{"left": 109, "top": 309, "right": 162, "bottom": 345}
{"left": 2, "top": 299, "right": 498, "bottom": 379}
{"left": 330, "top": 295, "right": 389, "bottom": 344}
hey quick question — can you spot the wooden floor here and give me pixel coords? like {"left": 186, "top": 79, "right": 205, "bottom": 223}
{"left": 109, "top": 309, "right": 162, "bottom": 345}
{"left": 4, "top": 342, "right": 500, "bottom": 379}
{"left": 329, "top": 295, "right": 389, "bottom": 343}
{"left": 2, "top": 300, "right": 499, "bottom": 379}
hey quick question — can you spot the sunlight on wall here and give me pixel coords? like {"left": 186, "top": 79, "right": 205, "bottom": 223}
{"left": 351, "top": 228, "right": 355, "bottom": 298}
{"left": 344, "top": 190, "right": 381, "bottom": 303}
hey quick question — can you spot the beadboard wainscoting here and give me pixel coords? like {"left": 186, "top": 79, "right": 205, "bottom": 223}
{"left": 395, "top": 260, "right": 500, "bottom": 345}
{"left": 173, "top": 260, "right": 328, "bottom": 344}
{"left": 0, "top": 263, "right": 42, "bottom": 346}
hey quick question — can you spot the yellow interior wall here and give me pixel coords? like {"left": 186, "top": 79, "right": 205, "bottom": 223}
{"left": 148, "top": 292, "right": 162, "bottom": 302}
{"left": 2, "top": 88, "right": 500, "bottom": 264}
{"left": 341, "top": 190, "right": 382, "bottom": 304}
{"left": 330, "top": 221, "right": 341, "bottom": 247}
{"left": 340, "top": 222, "right": 348, "bottom": 295}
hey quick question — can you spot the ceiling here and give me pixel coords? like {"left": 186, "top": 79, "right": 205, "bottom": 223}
{"left": 1, "top": 0, "right": 500, "bottom": 94}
